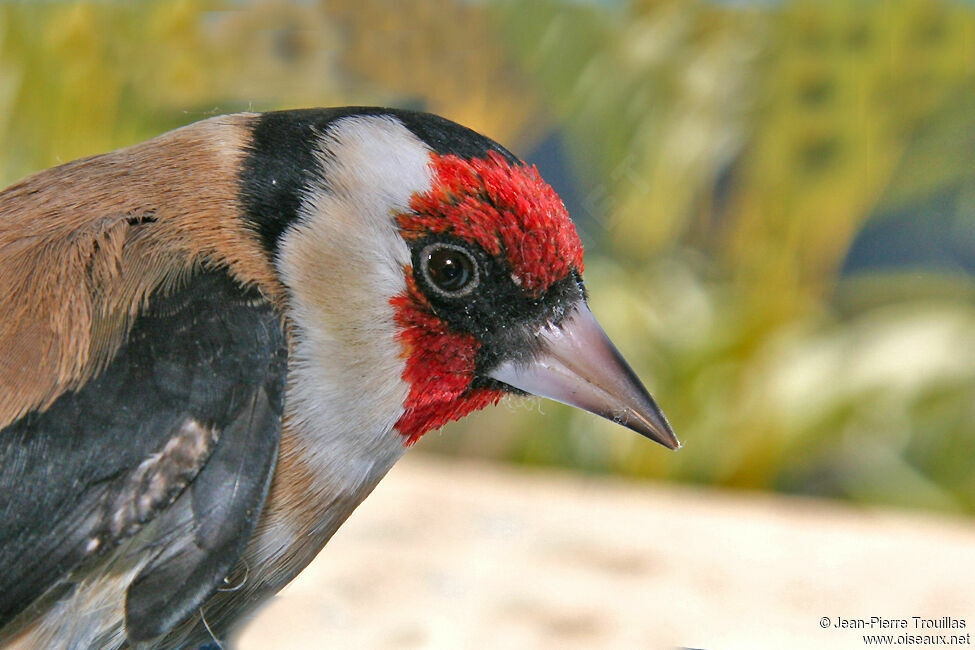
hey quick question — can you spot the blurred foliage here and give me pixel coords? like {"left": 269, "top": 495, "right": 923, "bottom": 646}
{"left": 1, "top": 0, "right": 975, "bottom": 515}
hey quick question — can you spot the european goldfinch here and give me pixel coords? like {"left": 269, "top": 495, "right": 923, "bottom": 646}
{"left": 0, "top": 108, "right": 677, "bottom": 648}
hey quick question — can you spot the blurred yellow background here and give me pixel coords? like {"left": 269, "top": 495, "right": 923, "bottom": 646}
{"left": 2, "top": 0, "right": 974, "bottom": 518}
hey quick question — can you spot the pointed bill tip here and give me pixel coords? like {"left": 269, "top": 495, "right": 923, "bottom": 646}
{"left": 489, "top": 301, "right": 680, "bottom": 451}
{"left": 616, "top": 400, "right": 681, "bottom": 450}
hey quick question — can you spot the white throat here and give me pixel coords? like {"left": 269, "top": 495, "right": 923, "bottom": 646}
{"left": 275, "top": 115, "right": 435, "bottom": 505}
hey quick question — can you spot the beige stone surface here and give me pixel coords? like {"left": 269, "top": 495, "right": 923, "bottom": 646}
{"left": 237, "top": 456, "right": 975, "bottom": 650}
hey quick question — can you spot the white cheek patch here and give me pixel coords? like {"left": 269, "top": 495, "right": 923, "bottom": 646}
{"left": 274, "top": 116, "right": 434, "bottom": 499}
{"left": 316, "top": 116, "right": 435, "bottom": 219}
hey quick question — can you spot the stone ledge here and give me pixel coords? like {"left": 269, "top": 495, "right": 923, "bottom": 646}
{"left": 239, "top": 455, "right": 975, "bottom": 650}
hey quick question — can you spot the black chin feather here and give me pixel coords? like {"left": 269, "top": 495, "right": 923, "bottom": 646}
{"left": 406, "top": 233, "right": 584, "bottom": 379}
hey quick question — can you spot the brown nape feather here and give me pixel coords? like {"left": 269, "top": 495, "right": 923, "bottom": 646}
{"left": 0, "top": 113, "right": 285, "bottom": 428}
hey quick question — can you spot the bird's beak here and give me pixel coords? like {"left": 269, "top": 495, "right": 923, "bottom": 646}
{"left": 488, "top": 301, "right": 680, "bottom": 450}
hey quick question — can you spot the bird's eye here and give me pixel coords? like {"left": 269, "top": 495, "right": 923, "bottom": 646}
{"left": 420, "top": 243, "right": 478, "bottom": 297}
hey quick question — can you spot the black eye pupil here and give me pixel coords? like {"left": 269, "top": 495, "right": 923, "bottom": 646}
{"left": 427, "top": 248, "right": 473, "bottom": 292}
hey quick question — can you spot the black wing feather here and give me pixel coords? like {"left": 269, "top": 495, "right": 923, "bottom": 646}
{"left": 0, "top": 267, "right": 287, "bottom": 640}
{"left": 125, "top": 385, "right": 281, "bottom": 641}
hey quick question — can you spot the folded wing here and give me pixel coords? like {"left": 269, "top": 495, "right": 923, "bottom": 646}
{"left": 0, "top": 267, "right": 287, "bottom": 642}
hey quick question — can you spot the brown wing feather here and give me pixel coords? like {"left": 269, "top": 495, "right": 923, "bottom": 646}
{"left": 0, "top": 113, "right": 284, "bottom": 427}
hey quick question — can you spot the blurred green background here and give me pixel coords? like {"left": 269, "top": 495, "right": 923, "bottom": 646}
{"left": 2, "top": 0, "right": 974, "bottom": 515}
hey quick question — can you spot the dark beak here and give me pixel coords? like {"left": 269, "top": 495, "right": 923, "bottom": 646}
{"left": 488, "top": 301, "right": 680, "bottom": 450}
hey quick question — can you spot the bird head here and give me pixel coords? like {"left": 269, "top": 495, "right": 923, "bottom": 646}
{"left": 260, "top": 108, "right": 678, "bottom": 451}
{"left": 393, "top": 149, "right": 677, "bottom": 449}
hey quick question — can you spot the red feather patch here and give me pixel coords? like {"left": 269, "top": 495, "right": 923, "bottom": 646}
{"left": 398, "top": 151, "right": 584, "bottom": 295}
{"left": 392, "top": 151, "right": 583, "bottom": 443}
{"left": 392, "top": 275, "right": 504, "bottom": 444}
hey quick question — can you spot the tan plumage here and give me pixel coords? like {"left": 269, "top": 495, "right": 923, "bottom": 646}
{"left": 0, "top": 113, "right": 280, "bottom": 427}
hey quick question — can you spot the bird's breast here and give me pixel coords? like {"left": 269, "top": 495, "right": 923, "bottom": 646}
{"left": 233, "top": 317, "right": 413, "bottom": 601}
